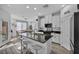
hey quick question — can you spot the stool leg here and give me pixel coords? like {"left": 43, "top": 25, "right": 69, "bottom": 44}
{"left": 36, "top": 49, "right": 38, "bottom": 54}
{"left": 21, "top": 40, "right": 23, "bottom": 54}
{"left": 34, "top": 34, "right": 35, "bottom": 39}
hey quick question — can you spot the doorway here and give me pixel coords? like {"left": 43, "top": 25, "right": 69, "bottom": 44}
{"left": 74, "top": 12, "right": 79, "bottom": 54}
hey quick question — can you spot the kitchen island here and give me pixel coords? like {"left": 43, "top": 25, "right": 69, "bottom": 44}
{"left": 20, "top": 33, "right": 52, "bottom": 54}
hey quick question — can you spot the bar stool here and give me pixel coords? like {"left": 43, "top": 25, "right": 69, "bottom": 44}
{"left": 23, "top": 41, "right": 33, "bottom": 53}
{"left": 19, "top": 35, "right": 24, "bottom": 54}
{"left": 32, "top": 45, "right": 42, "bottom": 54}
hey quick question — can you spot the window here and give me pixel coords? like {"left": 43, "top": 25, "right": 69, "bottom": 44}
{"left": 16, "top": 21, "right": 27, "bottom": 36}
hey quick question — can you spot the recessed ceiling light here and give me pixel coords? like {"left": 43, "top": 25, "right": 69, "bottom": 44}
{"left": 7, "top": 4, "right": 10, "bottom": 7}
{"left": 62, "top": 5, "right": 66, "bottom": 7}
{"left": 34, "top": 8, "right": 37, "bottom": 10}
{"left": 26, "top": 6, "right": 30, "bottom": 8}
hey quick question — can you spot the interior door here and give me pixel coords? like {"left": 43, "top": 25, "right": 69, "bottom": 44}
{"left": 74, "top": 12, "right": 79, "bottom": 54}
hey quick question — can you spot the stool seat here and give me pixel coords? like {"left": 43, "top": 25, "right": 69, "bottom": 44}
{"left": 32, "top": 45, "right": 42, "bottom": 50}
{"left": 32, "top": 44, "right": 42, "bottom": 54}
{"left": 23, "top": 41, "right": 33, "bottom": 45}
{"left": 20, "top": 41, "right": 33, "bottom": 54}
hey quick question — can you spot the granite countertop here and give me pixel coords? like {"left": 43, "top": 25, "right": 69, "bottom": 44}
{"left": 20, "top": 34, "right": 53, "bottom": 43}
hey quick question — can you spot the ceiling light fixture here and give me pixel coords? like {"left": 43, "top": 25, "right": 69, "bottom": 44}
{"left": 26, "top": 6, "right": 30, "bottom": 8}
{"left": 34, "top": 8, "right": 37, "bottom": 10}
{"left": 62, "top": 5, "right": 66, "bottom": 7}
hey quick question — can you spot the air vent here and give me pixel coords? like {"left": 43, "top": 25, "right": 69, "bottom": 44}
{"left": 52, "top": 11, "right": 60, "bottom": 16}
{"left": 43, "top": 4, "right": 49, "bottom": 8}
{"left": 38, "top": 16, "right": 45, "bottom": 19}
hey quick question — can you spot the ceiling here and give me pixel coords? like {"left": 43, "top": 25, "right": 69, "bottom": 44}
{"left": 0, "top": 4, "right": 65, "bottom": 18}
